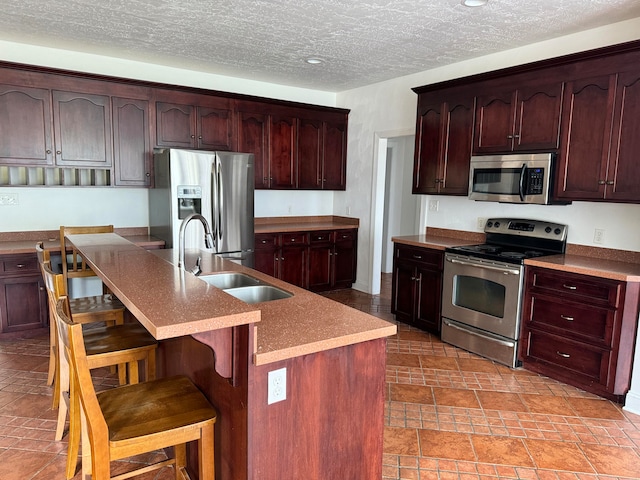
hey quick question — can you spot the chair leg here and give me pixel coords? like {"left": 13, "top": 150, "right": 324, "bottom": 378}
{"left": 199, "top": 423, "right": 215, "bottom": 480}
{"left": 51, "top": 353, "right": 61, "bottom": 410}
{"left": 174, "top": 443, "right": 186, "bottom": 480}
{"left": 66, "top": 379, "right": 81, "bottom": 479}
{"left": 47, "top": 319, "right": 57, "bottom": 386}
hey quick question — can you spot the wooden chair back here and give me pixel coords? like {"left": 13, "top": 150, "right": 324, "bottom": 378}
{"left": 59, "top": 225, "right": 114, "bottom": 281}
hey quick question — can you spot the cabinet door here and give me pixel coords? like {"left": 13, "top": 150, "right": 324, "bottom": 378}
{"left": 556, "top": 75, "right": 616, "bottom": 200}
{"left": 333, "top": 230, "right": 357, "bottom": 289}
{"left": 280, "top": 245, "right": 307, "bottom": 288}
{"left": 238, "top": 111, "right": 269, "bottom": 189}
{"left": 413, "top": 101, "right": 443, "bottom": 194}
{"left": 0, "top": 275, "right": 47, "bottom": 333}
{"left": 112, "top": 97, "right": 151, "bottom": 186}
{"left": 52, "top": 91, "right": 112, "bottom": 167}
{"left": 269, "top": 115, "right": 296, "bottom": 189}
{"left": 322, "top": 119, "right": 347, "bottom": 190}
{"left": 254, "top": 249, "right": 278, "bottom": 278}
{"left": 391, "top": 260, "right": 416, "bottom": 322}
{"left": 0, "top": 85, "right": 54, "bottom": 165}
{"left": 513, "top": 82, "right": 563, "bottom": 151}
{"left": 197, "top": 106, "right": 233, "bottom": 151}
{"left": 155, "top": 102, "right": 195, "bottom": 148}
{"left": 439, "top": 97, "right": 474, "bottom": 195}
{"left": 308, "top": 244, "right": 332, "bottom": 291}
{"left": 606, "top": 71, "right": 640, "bottom": 202}
{"left": 414, "top": 265, "right": 442, "bottom": 333}
{"left": 297, "top": 117, "right": 323, "bottom": 189}
{"left": 474, "top": 91, "right": 516, "bottom": 154}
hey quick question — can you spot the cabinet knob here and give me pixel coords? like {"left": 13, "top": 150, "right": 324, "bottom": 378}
{"left": 198, "top": 135, "right": 202, "bottom": 139}
{"left": 145, "top": 172, "right": 150, "bottom": 177}
{"left": 40, "top": 286, "right": 45, "bottom": 291}
{"left": 507, "top": 134, "right": 513, "bottom": 139}
{"left": 46, "top": 149, "right": 52, "bottom": 154}
{"left": 413, "top": 255, "right": 422, "bottom": 259}
{"left": 562, "top": 284, "right": 577, "bottom": 290}
{"left": 191, "top": 135, "right": 195, "bottom": 139}
{"left": 556, "top": 351, "right": 571, "bottom": 359}
{"left": 434, "top": 179, "right": 440, "bottom": 184}
{"left": 56, "top": 150, "right": 62, "bottom": 155}
{"left": 513, "top": 134, "right": 520, "bottom": 139}
{"left": 15, "top": 264, "right": 25, "bottom": 268}
{"left": 560, "top": 315, "right": 574, "bottom": 321}
{"left": 598, "top": 180, "right": 606, "bottom": 185}
{"left": 605, "top": 180, "right": 614, "bottom": 185}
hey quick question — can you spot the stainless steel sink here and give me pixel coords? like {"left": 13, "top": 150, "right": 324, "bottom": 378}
{"left": 223, "top": 285, "right": 293, "bottom": 304}
{"left": 199, "top": 272, "right": 262, "bottom": 289}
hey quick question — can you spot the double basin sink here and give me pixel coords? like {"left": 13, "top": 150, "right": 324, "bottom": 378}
{"left": 199, "top": 272, "right": 292, "bottom": 304}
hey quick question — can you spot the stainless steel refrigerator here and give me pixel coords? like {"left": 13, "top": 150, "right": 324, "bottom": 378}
{"left": 149, "top": 148, "right": 255, "bottom": 267}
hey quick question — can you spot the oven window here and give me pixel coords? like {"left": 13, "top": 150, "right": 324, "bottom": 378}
{"left": 453, "top": 275, "right": 505, "bottom": 318}
{"left": 472, "top": 168, "right": 521, "bottom": 195}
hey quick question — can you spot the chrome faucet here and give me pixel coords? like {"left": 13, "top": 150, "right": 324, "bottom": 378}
{"left": 178, "top": 213, "right": 214, "bottom": 276}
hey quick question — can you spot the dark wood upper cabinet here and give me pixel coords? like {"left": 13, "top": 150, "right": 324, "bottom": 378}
{"left": 555, "top": 75, "right": 616, "bottom": 201}
{"left": 297, "top": 115, "right": 347, "bottom": 190}
{"left": 112, "top": 97, "right": 151, "bottom": 186}
{"left": 321, "top": 118, "right": 347, "bottom": 190}
{"left": 413, "top": 92, "right": 474, "bottom": 195}
{"left": 155, "top": 95, "right": 233, "bottom": 151}
{"left": 0, "top": 85, "right": 54, "bottom": 165}
{"left": 269, "top": 115, "right": 296, "bottom": 189}
{"left": 237, "top": 110, "right": 269, "bottom": 188}
{"left": 297, "top": 117, "right": 323, "bottom": 189}
{"left": 474, "top": 82, "right": 563, "bottom": 154}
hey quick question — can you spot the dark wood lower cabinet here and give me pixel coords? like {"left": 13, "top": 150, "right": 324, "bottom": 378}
{"left": 391, "top": 244, "right": 443, "bottom": 333}
{"left": 519, "top": 266, "right": 640, "bottom": 402}
{"left": 0, "top": 254, "right": 48, "bottom": 334}
{"left": 255, "top": 228, "right": 357, "bottom": 292}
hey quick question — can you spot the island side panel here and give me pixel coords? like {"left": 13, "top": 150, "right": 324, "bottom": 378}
{"left": 158, "top": 325, "right": 253, "bottom": 480}
{"left": 247, "top": 338, "right": 387, "bottom": 480}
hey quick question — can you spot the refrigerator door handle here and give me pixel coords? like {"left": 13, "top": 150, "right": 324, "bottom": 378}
{"left": 211, "top": 161, "right": 219, "bottom": 251}
{"left": 217, "top": 158, "right": 224, "bottom": 244}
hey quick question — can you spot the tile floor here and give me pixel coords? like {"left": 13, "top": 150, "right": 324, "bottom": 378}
{"left": 1, "top": 273, "right": 639, "bottom": 479}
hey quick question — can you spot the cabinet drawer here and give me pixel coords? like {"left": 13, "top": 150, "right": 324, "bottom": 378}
{"left": 1, "top": 256, "right": 40, "bottom": 275}
{"left": 527, "top": 294, "right": 614, "bottom": 345}
{"left": 528, "top": 268, "right": 621, "bottom": 307}
{"left": 525, "top": 330, "right": 607, "bottom": 383}
{"left": 395, "top": 246, "right": 442, "bottom": 269}
{"left": 334, "top": 229, "right": 356, "bottom": 243}
{"left": 282, "top": 233, "right": 308, "bottom": 246}
{"left": 310, "top": 231, "right": 332, "bottom": 244}
{"left": 255, "top": 233, "right": 278, "bottom": 250}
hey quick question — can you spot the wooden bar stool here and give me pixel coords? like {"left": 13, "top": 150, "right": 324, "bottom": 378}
{"left": 36, "top": 242, "right": 128, "bottom": 396}
{"left": 55, "top": 296, "right": 217, "bottom": 480}
{"left": 40, "top": 259, "right": 157, "bottom": 454}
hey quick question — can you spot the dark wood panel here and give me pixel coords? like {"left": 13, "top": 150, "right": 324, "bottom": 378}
{"left": 513, "top": 82, "right": 563, "bottom": 151}
{"left": 413, "top": 102, "right": 442, "bottom": 194}
{"left": 0, "top": 275, "right": 47, "bottom": 333}
{"left": 322, "top": 119, "right": 347, "bottom": 190}
{"left": 237, "top": 111, "right": 269, "bottom": 188}
{"left": 268, "top": 115, "right": 296, "bottom": 189}
{"left": 155, "top": 102, "right": 194, "bottom": 148}
{"left": 197, "top": 106, "right": 233, "bottom": 151}
{"left": 112, "top": 97, "right": 151, "bottom": 186}
{"left": 297, "top": 117, "right": 323, "bottom": 189}
{"left": 415, "top": 265, "right": 442, "bottom": 333}
{"left": 474, "top": 91, "right": 515, "bottom": 153}
{"left": 440, "top": 98, "right": 474, "bottom": 194}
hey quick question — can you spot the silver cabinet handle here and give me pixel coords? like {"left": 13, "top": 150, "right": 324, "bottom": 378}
{"left": 560, "top": 315, "right": 574, "bottom": 321}
{"left": 412, "top": 255, "right": 422, "bottom": 259}
{"left": 563, "top": 284, "right": 577, "bottom": 290}
{"left": 556, "top": 351, "right": 571, "bottom": 358}
{"left": 16, "top": 264, "right": 25, "bottom": 268}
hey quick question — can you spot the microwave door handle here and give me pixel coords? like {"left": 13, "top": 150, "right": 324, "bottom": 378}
{"left": 518, "top": 163, "right": 526, "bottom": 201}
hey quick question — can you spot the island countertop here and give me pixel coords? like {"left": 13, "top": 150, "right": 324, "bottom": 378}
{"left": 66, "top": 233, "right": 396, "bottom": 365}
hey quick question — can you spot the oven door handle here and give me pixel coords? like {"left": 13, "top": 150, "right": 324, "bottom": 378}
{"left": 518, "top": 163, "right": 526, "bottom": 202}
{"left": 443, "top": 320, "right": 516, "bottom": 348}
{"left": 446, "top": 257, "right": 521, "bottom": 275}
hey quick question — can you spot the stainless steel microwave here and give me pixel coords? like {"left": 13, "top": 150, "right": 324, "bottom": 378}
{"left": 468, "top": 153, "right": 563, "bottom": 204}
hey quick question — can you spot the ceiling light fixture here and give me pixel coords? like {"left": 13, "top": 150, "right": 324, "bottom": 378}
{"left": 305, "top": 57, "right": 324, "bottom": 65}
{"left": 461, "top": 0, "right": 488, "bottom": 6}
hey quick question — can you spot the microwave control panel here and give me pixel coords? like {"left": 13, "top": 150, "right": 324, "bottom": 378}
{"left": 525, "top": 168, "right": 544, "bottom": 194}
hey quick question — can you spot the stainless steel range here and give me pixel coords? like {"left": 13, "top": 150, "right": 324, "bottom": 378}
{"left": 441, "top": 218, "right": 568, "bottom": 367}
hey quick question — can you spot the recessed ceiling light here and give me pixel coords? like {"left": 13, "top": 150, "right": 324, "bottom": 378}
{"left": 305, "top": 58, "right": 324, "bottom": 65}
{"left": 461, "top": 0, "right": 488, "bottom": 6}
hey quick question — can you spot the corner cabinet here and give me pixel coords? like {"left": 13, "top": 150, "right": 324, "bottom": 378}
{"left": 519, "top": 266, "right": 640, "bottom": 402}
{"left": 412, "top": 92, "right": 474, "bottom": 195}
{"left": 0, "top": 254, "right": 48, "bottom": 334}
{"left": 391, "top": 244, "right": 443, "bottom": 334}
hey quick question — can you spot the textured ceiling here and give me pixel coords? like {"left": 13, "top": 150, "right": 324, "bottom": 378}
{"left": 1, "top": 0, "right": 640, "bottom": 91}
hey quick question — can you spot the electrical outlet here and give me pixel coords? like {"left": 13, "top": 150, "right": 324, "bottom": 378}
{"left": 346, "top": 206, "right": 351, "bottom": 215}
{"left": 428, "top": 200, "right": 439, "bottom": 212}
{"left": 268, "top": 367, "right": 286, "bottom": 404}
{"left": 477, "top": 217, "right": 487, "bottom": 230}
{"left": 594, "top": 228, "right": 605, "bottom": 244}
{"left": 0, "top": 193, "right": 18, "bottom": 205}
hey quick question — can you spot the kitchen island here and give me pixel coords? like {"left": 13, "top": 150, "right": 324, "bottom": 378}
{"left": 65, "top": 233, "right": 396, "bottom": 480}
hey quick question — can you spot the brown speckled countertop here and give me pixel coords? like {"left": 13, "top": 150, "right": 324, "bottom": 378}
{"left": 0, "top": 227, "right": 164, "bottom": 255}
{"left": 66, "top": 233, "right": 396, "bottom": 366}
{"left": 391, "top": 233, "right": 482, "bottom": 250}
{"left": 255, "top": 215, "right": 359, "bottom": 234}
{"left": 525, "top": 254, "right": 640, "bottom": 282}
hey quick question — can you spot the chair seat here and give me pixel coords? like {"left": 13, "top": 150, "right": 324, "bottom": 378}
{"left": 98, "top": 375, "right": 217, "bottom": 444}
{"left": 69, "top": 294, "right": 125, "bottom": 316}
{"left": 83, "top": 323, "right": 157, "bottom": 356}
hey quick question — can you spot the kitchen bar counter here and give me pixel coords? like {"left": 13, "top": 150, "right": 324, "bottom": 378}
{"left": 525, "top": 254, "right": 640, "bottom": 282}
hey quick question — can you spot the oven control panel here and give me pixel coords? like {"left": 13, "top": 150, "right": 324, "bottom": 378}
{"left": 485, "top": 218, "right": 567, "bottom": 241}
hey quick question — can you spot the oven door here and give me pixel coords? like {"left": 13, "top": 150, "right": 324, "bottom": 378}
{"left": 441, "top": 253, "right": 524, "bottom": 339}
